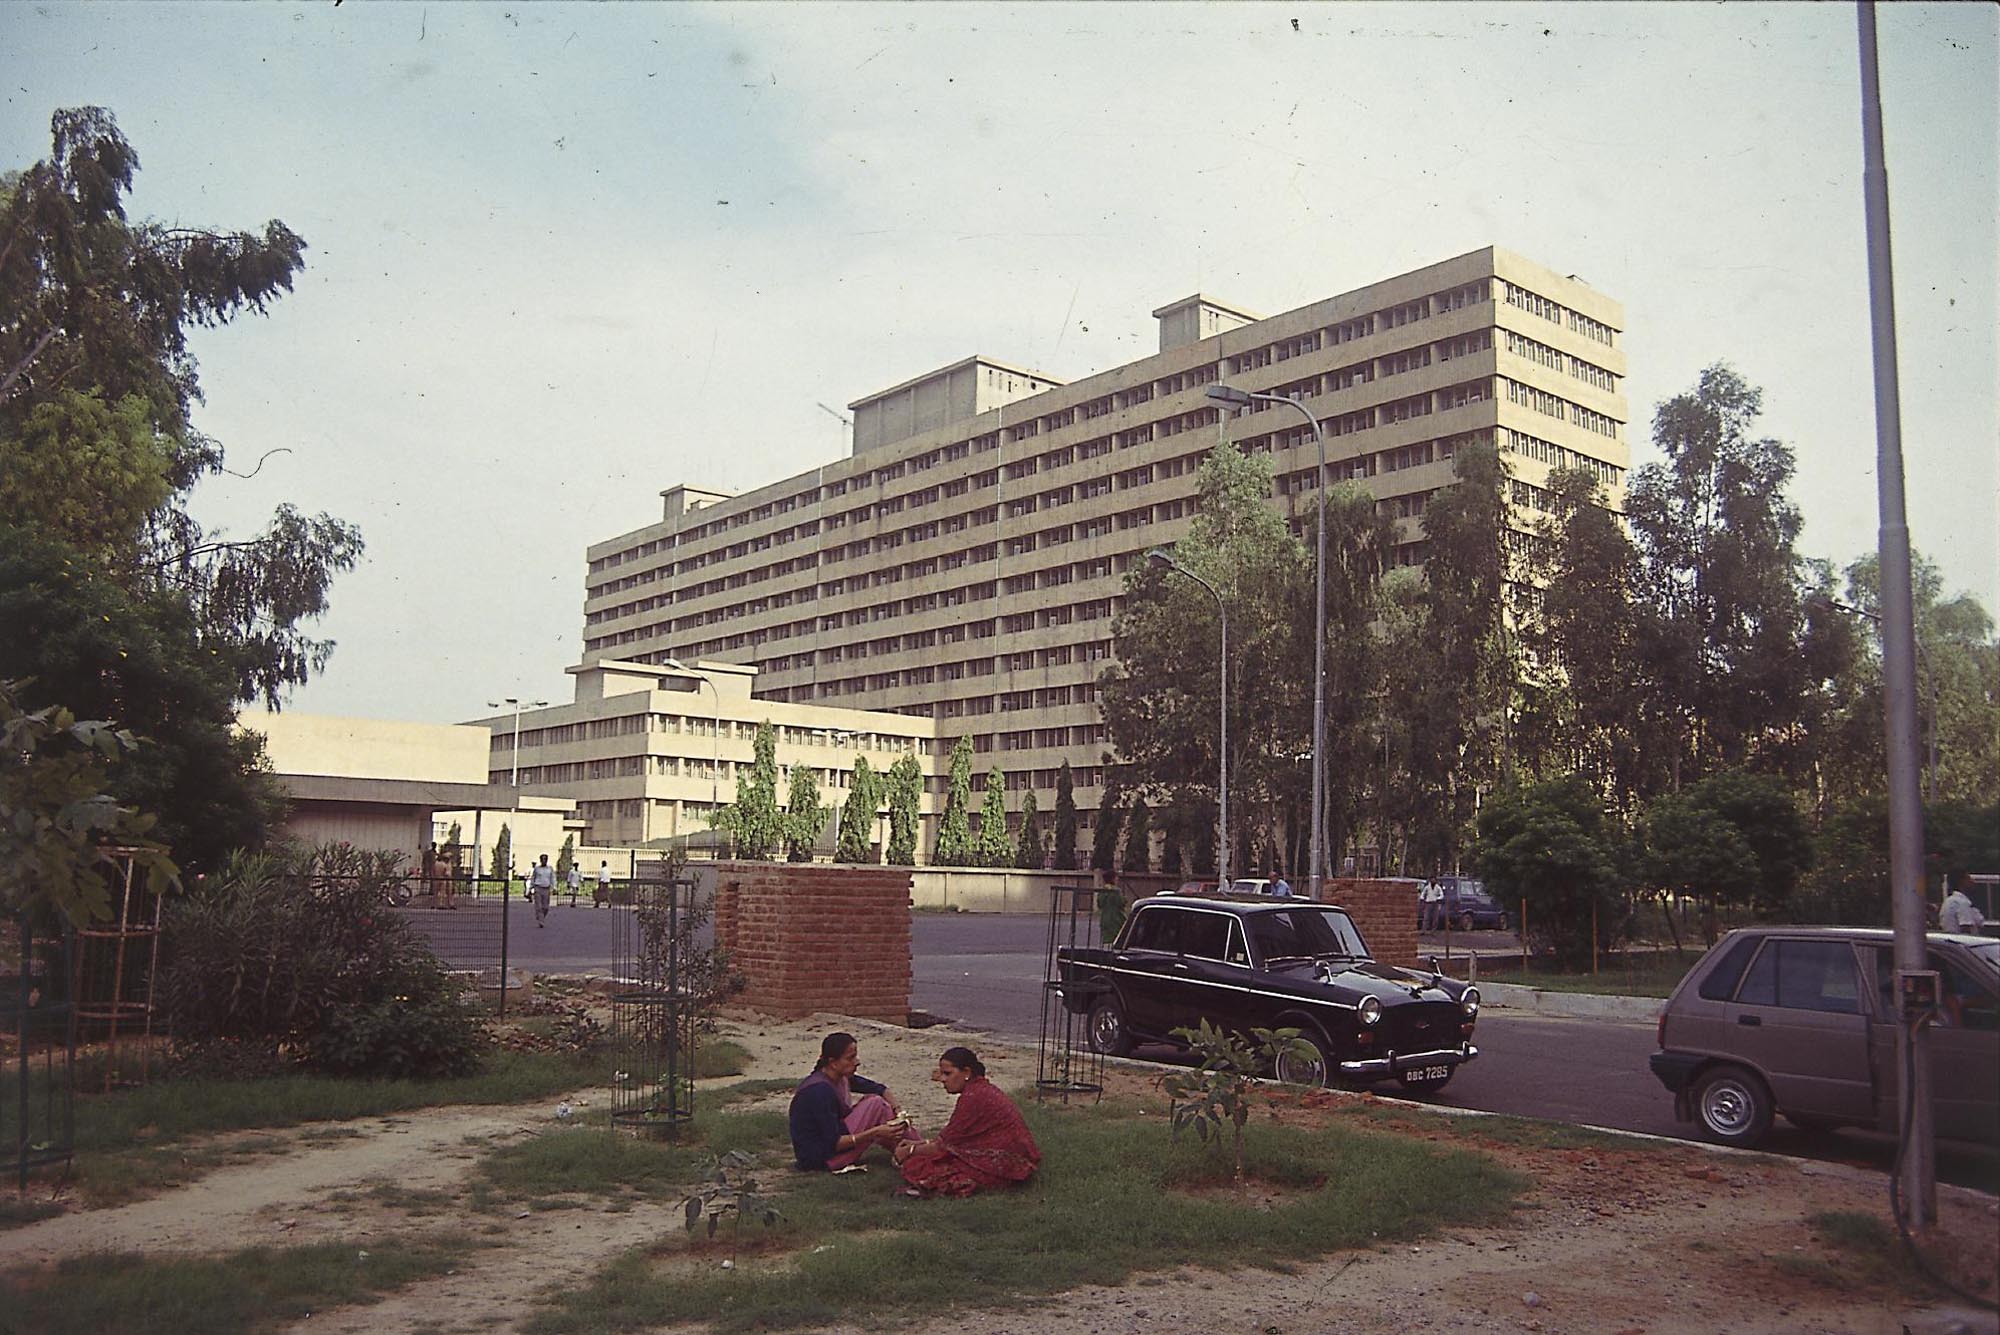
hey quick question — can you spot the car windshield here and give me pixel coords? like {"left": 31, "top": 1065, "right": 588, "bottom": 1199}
{"left": 1247, "top": 907, "right": 1368, "bottom": 964}
{"left": 1964, "top": 940, "right": 2000, "bottom": 974}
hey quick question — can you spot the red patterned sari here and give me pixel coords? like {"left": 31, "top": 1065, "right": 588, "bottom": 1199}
{"left": 897, "top": 1076, "right": 1040, "bottom": 1197}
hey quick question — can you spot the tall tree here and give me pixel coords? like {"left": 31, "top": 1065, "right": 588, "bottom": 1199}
{"left": 836, "top": 755, "right": 882, "bottom": 863}
{"left": 1, "top": 108, "right": 362, "bottom": 870}
{"left": 1051, "top": 761, "right": 1079, "bottom": 870}
{"left": 1122, "top": 795, "right": 1153, "bottom": 873}
{"left": 1307, "top": 483, "right": 1398, "bottom": 876}
{"left": 1626, "top": 364, "right": 1816, "bottom": 785}
{"left": 710, "top": 721, "right": 783, "bottom": 859}
{"left": 974, "top": 767, "right": 1013, "bottom": 868}
{"left": 1101, "top": 443, "right": 1310, "bottom": 857}
{"left": 1091, "top": 789, "right": 1124, "bottom": 874}
{"left": 1014, "top": 789, "right": 1045, "bottom": 870}
{"left": 933, "top": 736, "right": 975, "bottom": 866}
{"left": 1381, "top": 442, "right": 1512, "bottom": 873}
{"left": 783, "top": 762, "right": 828, "bottom": 863}
{"left": 884, "top": 753, "right": 922, "bottom": 866}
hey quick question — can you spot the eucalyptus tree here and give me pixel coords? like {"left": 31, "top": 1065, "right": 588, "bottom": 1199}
{"left": 1, "top": 107, "right": 361, "bottom": 869}
{"left": 1626, "top": 365, "right": 1822, "bottom": 786}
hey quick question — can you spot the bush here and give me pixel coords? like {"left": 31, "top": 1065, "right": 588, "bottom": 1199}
{"left": 158, "top": 842, "right": 488, "bottom": 1078}
{"left": 1475, "top": 773, "right": 1624, "bottom": 969}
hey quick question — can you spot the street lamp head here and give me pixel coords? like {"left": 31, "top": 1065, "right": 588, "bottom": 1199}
{"left": 1205, "top": 383, "right": 1255, "bottom": 408}
{"left": 1145, "top": 546, "right": 1177, "bottom": 571}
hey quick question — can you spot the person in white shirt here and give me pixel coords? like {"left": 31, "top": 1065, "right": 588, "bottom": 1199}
{"left": 596, "top": 860, "right": 613, "bottom": 907}
{"left": 566, "top": 862, "right": 583, "bottom": 907}
{"left": 529, "top": 854, "right": 557, "bottom": 927}
{"left": 1939, "top": 882, "right": 1986, "bottom": 934}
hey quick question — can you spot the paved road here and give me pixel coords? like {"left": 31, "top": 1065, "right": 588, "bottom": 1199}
{"left": 910, "top": 912, "right": 1998, "bottom": 1192}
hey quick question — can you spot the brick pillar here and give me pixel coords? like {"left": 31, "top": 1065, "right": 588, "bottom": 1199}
{"left": 1318, "top": 877, "right": 1422, "bottom": 968}
{"left": 711, "top": 861, "right": 913, "bottom": 1023}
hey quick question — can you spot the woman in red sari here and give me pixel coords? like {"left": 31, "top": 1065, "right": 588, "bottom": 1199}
{"left": 893, "top": 1047, "right": 1040, "bottom": 1197}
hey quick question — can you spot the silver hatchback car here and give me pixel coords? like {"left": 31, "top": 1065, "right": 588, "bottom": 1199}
{"left": 1649, "top": 926, "right": 1999, "bottom": 1148}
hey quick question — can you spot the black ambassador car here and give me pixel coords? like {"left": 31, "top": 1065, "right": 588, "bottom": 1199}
{"left": 1057, "top": 896, "right": 1481, "bottom": 1093}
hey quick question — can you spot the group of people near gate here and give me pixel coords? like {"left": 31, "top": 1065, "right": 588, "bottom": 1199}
{"left": 788, "top": 1031, "right": 1040, "bottom": 1198}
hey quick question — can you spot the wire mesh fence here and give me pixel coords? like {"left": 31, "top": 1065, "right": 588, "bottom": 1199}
{"left": 392, "top": 877, "right": 515, "bottom": 1015}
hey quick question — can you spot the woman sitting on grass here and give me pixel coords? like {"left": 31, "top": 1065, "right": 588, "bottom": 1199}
{"left": 893, "top": 1046, "right": 1040, "bottom": 1197}
{"left": 789, "top": 1031, "right": 919, "bottom": 1172}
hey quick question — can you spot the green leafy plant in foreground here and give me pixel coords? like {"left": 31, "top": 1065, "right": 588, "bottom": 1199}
{"left": 679, "top": 1149, "right": 785, "bottom": 1254}
{"left": 1158, "top": 1020, "right": 1319, "bottom": 1186}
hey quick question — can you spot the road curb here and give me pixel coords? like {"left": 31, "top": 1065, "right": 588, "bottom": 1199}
{"left": 1474, "top": 980, "right": 1661, "bottom": 1021}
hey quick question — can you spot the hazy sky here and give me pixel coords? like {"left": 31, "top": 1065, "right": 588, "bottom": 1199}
{"left": 6, "top": 2, "right": 1995, "bottom": 725}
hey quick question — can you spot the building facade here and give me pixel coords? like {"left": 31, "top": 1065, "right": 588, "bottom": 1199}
{"left": 466, "top": 659, "right": 937, "bottom": 850}
{"left": 578, "top": 246, "right": 1628, "bottom": 836}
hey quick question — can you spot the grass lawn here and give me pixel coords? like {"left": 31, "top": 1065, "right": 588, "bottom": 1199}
{"left": 0, "top": 1234, "right": 476, "bottom": 1335}
{"left": 524, "top": 1095, "right": 1528, "bottom": 1334}
{"left": 7, "top": 1031, "right": 750, "bottom": 1211}
{"left": 1465, "top": 950, "right": 1699, "bottom": 997}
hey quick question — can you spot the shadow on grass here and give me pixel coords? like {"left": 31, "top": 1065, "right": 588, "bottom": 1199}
{"left": 525, "top": 1099, "right": 1526, "bottom": 1334}
{"left": 0, "top": 1234, "right": 474, "bottom": 1335}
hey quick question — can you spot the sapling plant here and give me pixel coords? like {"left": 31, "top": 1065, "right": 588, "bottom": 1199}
{"left": 1158, "top": 1020, "right": 1319, "bottom": 1187}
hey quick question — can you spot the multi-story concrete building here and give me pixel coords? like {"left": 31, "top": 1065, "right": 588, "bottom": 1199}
{"left": 466, "top": 658, "right": 936, "bottom": 850}
{"left": 576, "top": 246, "right": 1627, "bottom": 843}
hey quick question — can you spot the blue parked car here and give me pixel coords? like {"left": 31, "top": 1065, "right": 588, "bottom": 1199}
{"left": 1418, "top": 876, "right": 1508, "bottom": 932}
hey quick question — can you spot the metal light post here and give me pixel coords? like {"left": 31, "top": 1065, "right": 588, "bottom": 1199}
{"left": 1149, "top": 547, "right": 1229, "bottom": 886}
{"left": 663, "top": 660, "right": 721, "bottom": 810}
{"left": 487, "top": 696, "right": 549, "bottom": 789}
{"left": 1858, "top": 0, "right": 1934, "bottom": 1228}
{"left": 1208, "top": 383, "right": 1330, "bottom": 899}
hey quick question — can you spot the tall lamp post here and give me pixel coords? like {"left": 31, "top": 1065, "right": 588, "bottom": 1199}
{"left": 1207, "top": 383, "right": 1330, "bottom": 900}
{"left": 663, "top": 659, "right": 721, "bottom": 810}
{"left": 1148, "top": 547, "right": 1229, "bottom": 887}
{"left": 487, "top": 696, "right": 549, "bottom": 789}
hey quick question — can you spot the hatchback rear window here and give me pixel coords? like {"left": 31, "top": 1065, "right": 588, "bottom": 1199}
{"left": 1696, "top": 935, "right": 1762, "bottom": 1001}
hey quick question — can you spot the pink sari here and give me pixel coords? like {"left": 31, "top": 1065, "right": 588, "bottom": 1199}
{"left": 898, "top": 1077, "right": 1040, "bottom": 1197}
{"left": 826, "top": 1078, "right": 920, "bottom": 1171}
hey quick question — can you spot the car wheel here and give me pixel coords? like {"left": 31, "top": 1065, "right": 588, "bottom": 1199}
{"left": 1693, "top": 1064, "right": 1773, "bottom": 1148}
{"left": 1458, "top": 912, "right": 1476, "bottom": 934}
{"left": 390, "top": 881, "right": 414, "bottom": 907}
{"left": 1087, "top": 997, "right": 1132, "bottom": 1057}
{"left": 1271, "top": 1029, "right": 1331, "bottom": 1088}
{"left": 1396, "top": 1065, "right": 1455, "bottom": 1096}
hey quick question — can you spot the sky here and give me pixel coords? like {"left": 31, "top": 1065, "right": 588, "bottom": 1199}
{"left": 5, "top": 2, "right": 1995, "bottom": 726}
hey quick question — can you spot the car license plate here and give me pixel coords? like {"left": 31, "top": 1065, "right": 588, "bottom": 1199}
{"left": 1408, "top": 1064, "right": 1449, "bottom": 1081}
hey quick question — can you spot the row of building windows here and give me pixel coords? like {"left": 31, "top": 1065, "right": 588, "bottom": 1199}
{"left": 1502, "top": 378, "right": 1621, "bottom": 439}
{"left": 589, "top": 279, "right": 1621, "bottom": 583}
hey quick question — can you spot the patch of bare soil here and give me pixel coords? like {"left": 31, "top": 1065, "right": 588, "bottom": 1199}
{"left": 4, "top": 1013, "right": 1995, "bottom": 1335}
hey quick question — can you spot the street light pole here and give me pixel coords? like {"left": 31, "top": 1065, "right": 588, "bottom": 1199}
{"left": 1149, "top": 547, "right": 1229, "bottom": 887}
{"left": 1858, "top": 0, "right": 1934, "bottom": 1228}
{"left": 664, "top": 660, "right": 721, "bottom": 810}
{"left": 1208, "top": 383, "right": 1330, "bottom": 899}
{"left": 487, "top": 696, "right": 549, "bottom": 789}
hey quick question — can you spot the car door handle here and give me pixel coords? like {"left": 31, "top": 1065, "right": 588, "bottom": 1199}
{"left": 1737, "top": 1015, "right": 1761, "bottom": 1026}
{"left": 1170, "top": 960, "right": 1191, "bottom": 972}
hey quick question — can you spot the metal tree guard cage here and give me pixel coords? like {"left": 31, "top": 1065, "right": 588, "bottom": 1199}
{"left": 609, "top": 874, "right": 698, "bottom": 1134}
{"left": 1036, "top": 883, "right": 1104, "bottom": 1104}
{"left": 72, "top": 851, "right": 163, "bottom": 1093}
{"left": 7, "top": 912, "right": 78, "bottom": 1191}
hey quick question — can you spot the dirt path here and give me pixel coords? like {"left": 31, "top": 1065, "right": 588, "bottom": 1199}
{"left": 5, "top": 1013, "right": 1995, "bottom": 1335}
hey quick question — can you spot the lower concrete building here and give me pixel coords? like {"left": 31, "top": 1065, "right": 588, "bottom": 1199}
{"left": 243, "top": 711, "right": 576, "bottom": 871}
{"left": 463, "top": 658, "right": 940, "bottom": 853}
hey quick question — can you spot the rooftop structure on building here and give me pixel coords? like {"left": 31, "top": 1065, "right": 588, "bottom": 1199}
{"left": 565, "top": 246, "right": 1625, "bottom": 846}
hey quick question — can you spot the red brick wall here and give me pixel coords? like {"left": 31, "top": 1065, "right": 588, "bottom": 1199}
{"left": 711, "top": 862, "right": 912, "bottom": 1023}
{"left": 1317, "top": 877, "right": 1422, "bottom": 968}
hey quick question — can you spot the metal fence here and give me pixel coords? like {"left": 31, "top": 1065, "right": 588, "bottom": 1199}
{"left": 392, "top": 877, "right": 514, "bottom": 1015}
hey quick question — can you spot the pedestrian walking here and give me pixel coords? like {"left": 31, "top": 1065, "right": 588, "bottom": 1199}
{"left": 530, "top": 854, "right": 557, "bottom": 927}
{"left": 596, "top": 859, "right": 613, "bottom": 907}
{"left": 566, "top": 861, "right": 583, "bottom": 908}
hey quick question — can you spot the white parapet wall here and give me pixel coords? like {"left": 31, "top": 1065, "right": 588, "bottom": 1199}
{"left": 907, "top": 867, "right": 1099, "bottom": 915}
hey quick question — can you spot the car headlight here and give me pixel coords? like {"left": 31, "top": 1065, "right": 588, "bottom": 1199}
{"left": 1461, "top": 986, "right": 1481, "bottom": 1018}
{"left": 1358, "top": 995, "right": 1382, "bottom": 1026}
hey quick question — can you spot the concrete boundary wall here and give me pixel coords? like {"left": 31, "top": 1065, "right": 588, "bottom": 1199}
{"left": 909, "top": 868, "right": 1099, "bottom": 914}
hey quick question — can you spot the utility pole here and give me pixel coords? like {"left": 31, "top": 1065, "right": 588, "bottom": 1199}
{"left": 1857, "top": 0, "right": 1935, "bottom": 1228}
